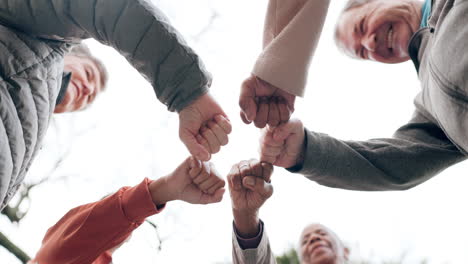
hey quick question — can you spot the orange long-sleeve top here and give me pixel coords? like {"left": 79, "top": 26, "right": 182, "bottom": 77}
{"left": 30, "top": 178, "right": 163, "bottom": 264}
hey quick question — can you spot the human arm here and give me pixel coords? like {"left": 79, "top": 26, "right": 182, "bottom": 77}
{"left": 232, "top": 220, "right": 276, "bottom": 264}
{"left": 260, "top": 112, "right": 467, "bottom": 191}
{"left": 31, "top": 178, "right": 162, "bottom": 264}
{"left": 228, "top": 160, "right": 276, "bottom": 264}
{"left": 0, "top": 0, "right": 210, "bottom": 112}
{"left": 31, "top": 157, "right": 225, "bottom": 264}
{"left": 0, "top": 0, "right": 231, "bottom": 161}
{"left": 239, "top": 0, "right": 330, "bottom": 127}
{"left": 179, "top": 95, "right": 232, "bottom": 161}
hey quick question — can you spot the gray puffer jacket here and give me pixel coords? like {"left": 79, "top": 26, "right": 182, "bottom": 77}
{"left": 0, "top": 0, "right": 211, "bottom": 209}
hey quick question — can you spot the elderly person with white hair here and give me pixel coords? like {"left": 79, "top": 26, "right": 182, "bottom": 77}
{"left": 228, "top": 159, "right": 349, "bottom": 264}
{"left": 0, "top": 0, "right": 233, "bottom": 211}
{"left": 257, "top": 0, "right": 468, "bottom": 193}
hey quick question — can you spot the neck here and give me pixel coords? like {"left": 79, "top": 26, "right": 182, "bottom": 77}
{"left": 410, "top": 0, "right": 425, "bottom": 25}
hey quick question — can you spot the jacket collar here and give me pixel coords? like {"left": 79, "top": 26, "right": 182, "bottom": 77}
{"left": 408, "top": 27, "right": 431, "bottom": 73}
{"left": 56, "top": 71, "right": 72, "bottom": 106}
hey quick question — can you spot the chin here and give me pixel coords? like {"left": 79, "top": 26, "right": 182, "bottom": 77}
{"left": 307, "top": 253, "right": 336, "bottom": 264}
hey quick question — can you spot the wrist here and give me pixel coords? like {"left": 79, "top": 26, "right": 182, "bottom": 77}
{"left": 148, "top": 176, "right": 176, "bottom": 205}
{"left": 295, "top": 145, "right": 306, "bottom": 167}
{"left": 294, "top": 130, "right": 307, "bottom": 167}
{"left": 233, "top": 209, "right": 260, "bottom": 238}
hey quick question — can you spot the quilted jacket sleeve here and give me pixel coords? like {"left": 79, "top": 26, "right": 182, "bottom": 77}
{"left": 290, "top": 111, "right": 467, "bottom": 191}
{"left": 0, "top": 0, "right": 211, "bottom": 112}
{"left": 253, "top": 0, "right": 330, "bottom": 97}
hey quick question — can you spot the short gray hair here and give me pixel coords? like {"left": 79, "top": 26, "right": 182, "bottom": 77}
{"left": 342, "top": 0, "right": 376, "bottom": 12}
{"left": 334, "top": 0, "right": 377, "bottom": 58}
{"left": 297, "top": 223, "right": 348, "bottom": 263}
{"left": 68, "top": 43, "right": 109, "bottom": 91}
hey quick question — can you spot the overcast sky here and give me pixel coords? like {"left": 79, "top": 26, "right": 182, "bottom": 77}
{"left": 2, "top": 1, "right": 468, "bottom": 263}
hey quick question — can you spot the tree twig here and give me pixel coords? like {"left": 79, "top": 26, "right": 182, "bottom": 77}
{"left": 0, "top": 231, "right": 30, "bottom": 263}
{"left": 145, "top": 219, "right": 163, "bottom": 252}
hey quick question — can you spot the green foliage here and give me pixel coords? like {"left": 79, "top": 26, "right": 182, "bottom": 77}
{"left": 276, "top": 247, "right": 300, "bottom": 264}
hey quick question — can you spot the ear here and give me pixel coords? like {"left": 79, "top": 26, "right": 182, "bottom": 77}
{"left": 343, "top": 246, "right": 350, "bottom": 260}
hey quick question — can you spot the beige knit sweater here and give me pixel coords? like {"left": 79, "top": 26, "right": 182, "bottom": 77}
{"left": 253, "top": 0, "right": 330, "bottom": 97}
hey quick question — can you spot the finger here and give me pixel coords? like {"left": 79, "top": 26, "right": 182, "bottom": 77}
{"left": 206, "top": 179, "right": 226, "bottom": 195}
{"left": 207, "top": 120, "right": 229, "bottom": 146}
{"left": 228, "top": 164, "right": 242, "bottom": 191}
{"left": 201, "top": 126, "right": 221, "bottom": 154}
{"left": 214, "top": 115, "right": 232, "bottom": 134}
{"left": 261, "top": 144, "right": 283, "bottom": 158}
{"left": 196, "top": 134, "right": 212, "bottom": 157}
{"left": 259, "top": 131, "right": 281, "bottom": 163}
{"left": 192, "top": 162, "right": 211, "bottom": 185}
{"left": 249, "top": 159, "right": 263, "bottom": 179}
{"left": 240, "top": 111, "right": 251, "bottom": 124}
{"left": 261, "top": 162, "right": 274, "bottom": 183}
{"left": 181, "top": 130, "right": 210, "bottom": 161}
{"left": 259, "top": 153, "right": 277, "bottom": 164}
{"left": 260, "top": 128, "right": 283, "bottom": 147}
{"left": 239, "top": 78, "right": 258, "bottom": 123}
{"left": 198, "top": 163, "right": 222, "bottom": 192}
{"left": 286, "top": 95, "right": 296, "bottom": 113}
{"left": 239, "top": 97, "right": 257, "bottom": 123}
{"left": 239, "top": 160, "right": 252, "bottom": 178}
{"left": 273, "top": 120, "right": 302, "bottom": 142}
{"left": 267, "top": 98, "right": 280, "bottom": 127}
{"left": 277, "top": 97, "right": 291, "bottom": 124}
{"left": 213, "top": 187, "right": 226, "bottom": 202}
{"left": 198, "top": 176, "right": 220, "bottom": 193}
{"left": 242, "top": 176, "right": 273, "bottom": 198}
{"left": 199, "top": 187, "right": 225, "bottom": 204}
{"left": 189, "top": 157, "right": 203, "bottom": 178}
{"left": 254, "top": 97, "right": 269, "bottom": 128}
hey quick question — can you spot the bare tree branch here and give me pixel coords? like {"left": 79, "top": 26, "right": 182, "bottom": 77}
{"left": 192, "top": 10, "right": 219, "bottom": 42}
{"left": 145, "top": 219, "right": 163, "bottom": 252}
{"left": 1, "top": 158, "right": 70, "bottom": 223}
{"left": 1, "top": 205, "right": 26, "bottom": 223}
{"left": 0, "top": 231, "right": 30, "bottom": 263}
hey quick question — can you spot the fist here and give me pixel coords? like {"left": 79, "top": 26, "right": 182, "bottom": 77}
{"left": 259, "top": 119, "right": 305, "bottom": 168}
{"left": 228, "top": 159, "right": 274, "bottom": 213}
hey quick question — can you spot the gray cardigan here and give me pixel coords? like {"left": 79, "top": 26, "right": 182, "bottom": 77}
{"left": 0, "top": 0, "right": 211, "bottom": 209}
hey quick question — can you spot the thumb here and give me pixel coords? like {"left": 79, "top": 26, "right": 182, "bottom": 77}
{"left": 242, "top": 176, "right": 273, "bottom": 198}
{"left": 239, "top": 78, "right": 258, "bottom": 123}
{"left": 239, "top": 97, "right": 257, "bottom": 124}
{"left": 180, "top": 131, "right": 210, "bottom": 161}
{"left": 273, "top": 119, "right": 301, "bottom": 141}
{"left": 201, "top": 188, "right": 225, "bottom": 204}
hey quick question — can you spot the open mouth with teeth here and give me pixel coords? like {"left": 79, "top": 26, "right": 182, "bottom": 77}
{"left": 387, "top": 24, "right": 393, "bottom": 52}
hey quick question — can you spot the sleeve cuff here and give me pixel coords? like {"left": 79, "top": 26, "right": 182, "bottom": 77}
{"left": 286, "top": 128, "right": 331, "bottom": 180}
{"left": 121, "top": 178, "right": 163, "bottom": 222}
{"left": 233, "top": 220, "right": 264, "bottom": 250}
{"left": 173, "top": 85, "right": 209, "bottom": 112}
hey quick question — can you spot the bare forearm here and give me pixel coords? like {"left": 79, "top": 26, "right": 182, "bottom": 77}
{"left": 232, "top": 209, "right": 260, "bottom": 238}
{"left": 148, "top": 176, "right": 176, "bottom": 205}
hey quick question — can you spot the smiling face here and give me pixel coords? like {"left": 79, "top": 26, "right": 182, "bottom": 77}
{"left": 54, "top": 55, "right": 103, "bottom": 113}
{"left": 299, "top": 224, "right": 348, "bottom": 264}
{"left": 336, "top": 0, "right": 423, "bottom": 63}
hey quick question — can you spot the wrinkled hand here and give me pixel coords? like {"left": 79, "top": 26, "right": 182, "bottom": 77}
{"left": 228, "top": 159, "right": 273, "bottom": 213}
{"left": 157, "top": 157, "right": 226, "bottom": 205}
{"left": 239, "top": 75, "right": 295, "bottom": 128}
{"left": 260, "top": 119, "right": 305, "bottom": 168}
{"left": 179, "top": 93, "right": 232, "bottom": 161}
